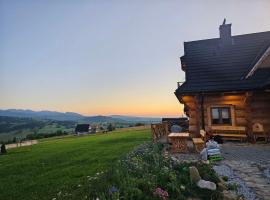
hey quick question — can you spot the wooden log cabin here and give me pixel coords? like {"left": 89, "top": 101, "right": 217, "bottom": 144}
{"left": 175, "top": 20, "right": 270, "bottom": 142}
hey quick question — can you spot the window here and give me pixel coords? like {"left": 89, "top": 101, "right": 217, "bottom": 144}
{"left": 211, "top": 107, "right": 231, "bottom": 125}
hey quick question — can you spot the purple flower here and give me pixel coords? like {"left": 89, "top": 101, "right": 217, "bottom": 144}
{"left": 109, "top": 186, "right": 118, "bottom": 194}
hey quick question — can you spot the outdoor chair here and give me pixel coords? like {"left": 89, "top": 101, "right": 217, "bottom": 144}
{"left": 252, "top": 123, "right": 268, "bottom": 143}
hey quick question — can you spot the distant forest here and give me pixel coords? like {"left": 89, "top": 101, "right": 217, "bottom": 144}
{"left": 0, "top": 116, "right": 75, "bottom": 133}
{"left": 0, "top": 116, "right": 149, "bottom": 142}
{"left": 0, "top": 116, "right": 76, "bottom": 142}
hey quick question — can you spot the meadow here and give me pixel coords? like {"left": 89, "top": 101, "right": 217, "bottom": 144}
{"left": 0, "top": 128, "right": 151, "bottom": 200}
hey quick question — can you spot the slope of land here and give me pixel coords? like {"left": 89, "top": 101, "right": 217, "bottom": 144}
{"left": 0, "top": 127, "right": 151, "bottom": 200}
{"left": 0, "top": 116, "right": 76, "bottom": 142}
{"left": 0, "top": 111, "right": 160, "bottom": 142}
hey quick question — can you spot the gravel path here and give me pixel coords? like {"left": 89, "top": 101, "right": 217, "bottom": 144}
{"left": 213, "top": 164, "right": 257, "bottom": 200}
{"left": 220, "top": 143, "right": 270, "bottom": 200}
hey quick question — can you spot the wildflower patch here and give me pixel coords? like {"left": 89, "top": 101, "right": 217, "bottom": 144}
{"left": 88, "top": 142, "right": 222, "bottom": 199}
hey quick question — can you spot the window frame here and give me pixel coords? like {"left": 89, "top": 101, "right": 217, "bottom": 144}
{"left": 207, "top": 105, "right": 236, "bottom": 127}
{"left": 210, "top": 107, "right": 232, "bottom": 125}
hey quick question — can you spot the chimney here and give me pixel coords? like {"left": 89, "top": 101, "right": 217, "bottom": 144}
{"left": 219, "top": 18, "right": 232, "bottom": 45}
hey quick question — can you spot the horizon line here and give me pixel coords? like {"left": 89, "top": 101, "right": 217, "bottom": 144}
{"left": 0, "top": 108, "right": 184, "bottom": 118}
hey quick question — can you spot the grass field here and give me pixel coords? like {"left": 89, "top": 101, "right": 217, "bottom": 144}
{"left": 0, "top": 128, "right": 151, "bottom": 200}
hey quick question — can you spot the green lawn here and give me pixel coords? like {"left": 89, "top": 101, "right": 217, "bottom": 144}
{"left": 0, "top": 128, "right": 151, "bottom": 200}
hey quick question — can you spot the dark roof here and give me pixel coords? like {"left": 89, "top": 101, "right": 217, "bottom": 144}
{"left": 75, "top": 124, "right": 89, "bottom": 132}
{"left": 264, "top": 77, "right": 270, "bottom": 88}
{"left": 162, "top": 117, "right": 188, "bottom": 123}
{"left": 176, "top": 31, "right": 270, "bottom": 95}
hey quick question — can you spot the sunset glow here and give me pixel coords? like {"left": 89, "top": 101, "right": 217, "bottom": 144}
{"left": 1, "top": 1, "right": 270, "bottom": 117}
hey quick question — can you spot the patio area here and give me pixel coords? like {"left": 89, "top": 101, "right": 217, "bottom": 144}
{"left": 171, "top": 141, "right": 270, "bottom": 200}
{"left": 217, "top": 143, "right": 270, "bottom": 200}
{"left": 152, "top": 122, "right": 270, "bottom": 199}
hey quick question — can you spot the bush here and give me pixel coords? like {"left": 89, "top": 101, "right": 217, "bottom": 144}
{"left": 135, "top": 122, "right": 145, "bottom": 127}
{"left": 222, "top": 176, "right": 229, "bottom": 182}
{"left": 88, "top": 143, "right": 221, "bottom": 200}
{"left": 25, "top": 130, "right": 69, "bottom": 140}
{"left": 107, "top": 124, "right": 115, "bottom": 132}
{"left": 1, "top": 144, "right": 7, "bottom": 154}
{"left": 228, "top": 183, "right": 239, "bottom": 191}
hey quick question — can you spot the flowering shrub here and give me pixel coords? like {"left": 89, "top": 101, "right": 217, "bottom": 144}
{"left": 109, "top": 186, "right": 119, "bottom": 200}
{"left": 153, "top": 187, "right": 169, "bottom": 199}
{"left": 88, "top": 142, "right": 221, "bottom": 200}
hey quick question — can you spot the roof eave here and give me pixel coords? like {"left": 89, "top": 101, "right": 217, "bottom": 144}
{"left": 245, "top": 46, "right": 270, "bottom": 79}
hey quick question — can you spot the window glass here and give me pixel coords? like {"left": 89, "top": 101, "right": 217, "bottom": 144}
{"left": 221, "top": 108, "right": 229, "bottom": 119}
{"left": 211, "top": 108, "right": 219, "bottom": 119}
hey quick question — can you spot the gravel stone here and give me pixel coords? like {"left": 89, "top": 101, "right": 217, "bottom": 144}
{"left": 213, "top": 165, "right": 257, "bottom": 200}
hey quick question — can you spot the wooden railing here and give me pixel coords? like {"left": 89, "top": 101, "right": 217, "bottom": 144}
{"left": 151, "top": 122, "right": 169, "bottom": 143}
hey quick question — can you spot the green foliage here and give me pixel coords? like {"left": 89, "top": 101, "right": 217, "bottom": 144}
{"left": 222, "top": 176, "right": 229, "bottom": 182}
{"left": 227, "top": 183, "right": 239, "bottom": 191}
{"left": 135, "top": 122, "right": 145, "bottom": 126}
{"left": 0, "top": 116, "right": 76, "bottom": 142}
{"left": 25, "top": 129, "right": 68, "bottom": 140}
{"left": 1, "top": 144, "right": 7, "bottom": 154}
{"left": 107, "top": 123, "right": 115, "bottom": 132}
{"left": 88, "top": 143, "right": 222, "bottom": 200}
{"left": 0, "top": 128, "right": 151, "bottom": 200}
{"left": 0, "top": 116, "right": 45, "bottom": 133}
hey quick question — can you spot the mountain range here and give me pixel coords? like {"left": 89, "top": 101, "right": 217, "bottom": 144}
{"left": 0, "top": 109, "right": 161, "bottom": 123}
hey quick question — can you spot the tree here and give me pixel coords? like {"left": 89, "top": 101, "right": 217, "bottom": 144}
{"left": 12, "top": 137, "right": 17, "bottom": 143}
{"left": 107, "top": 123, "right": 115, "bottom": 132}
{"left": 56, "top": 130, "right": 63, "bottom": 135}
{"left": 135, "top": 122, "right": 145, "bottom": 127}
{"left": 1, "top": 144, "right": 7, "bottom": 154}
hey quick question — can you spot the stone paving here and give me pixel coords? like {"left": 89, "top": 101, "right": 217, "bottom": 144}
{"left": 219, "top": 143, "right": 270, "bottom": 200}
{"left": 170, "top": 141, "right": 270, "bottom": 200}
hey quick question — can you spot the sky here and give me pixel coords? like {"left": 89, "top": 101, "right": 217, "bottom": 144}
{"left": 1, "top": 0, "right": 270, "bottom": 117}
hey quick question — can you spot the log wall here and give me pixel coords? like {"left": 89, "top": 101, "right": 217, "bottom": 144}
{"left": 250, "top": 92, "right": 270, "bottom": 137}
{"left": 181, "top": 95, "right": 200, "bottom": 137}
{"left": 203, "top": 93, "right": 247, "bottom": 132}
{"left": 179, "top": 91, "right": 270, "bottom": 138}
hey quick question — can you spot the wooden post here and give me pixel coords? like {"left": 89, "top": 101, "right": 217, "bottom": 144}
{"left": 151, "top": 124, "right": 157, "bottom": 143}
{"left": 162, "top": 121, "right": 169, "bottom": 143}
{"left": 245, "top": 92, "right": 254, "bottom": 142}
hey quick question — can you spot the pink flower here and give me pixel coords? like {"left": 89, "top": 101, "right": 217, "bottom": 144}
{"left": 153, "top": 187, "right": 169, "bottom": 199}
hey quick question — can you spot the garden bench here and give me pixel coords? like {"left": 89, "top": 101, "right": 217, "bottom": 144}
{"left": 192, "top": 130, "right": 206, "bottom": 153}
{"left": 210, "top": 126, "right": 247, "bottom": 142}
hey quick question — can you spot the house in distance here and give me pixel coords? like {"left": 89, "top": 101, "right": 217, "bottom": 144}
{"left": 75, "top": 124, "right": 91, "bottom": 135}
{"left": 175, "top": 19, "right": 270, "bottom": 142}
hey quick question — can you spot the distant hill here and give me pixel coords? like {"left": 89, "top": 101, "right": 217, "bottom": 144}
{"left": 0, "top": 116, "right": 76, "bottom": 142}
{"left": 0, "top": 109, "right": 161, "bottom": 123}
{"left": 109, "top": 115, "right": 160, "bottom": 123}
{"left": 83, "top": 115, "right": 127, "bottom": 123}
{"left": 0, "top": 110, "right": 161, "bottom": 142}
{"left": 0, "top": 109, "right": 83, "bottom": 121}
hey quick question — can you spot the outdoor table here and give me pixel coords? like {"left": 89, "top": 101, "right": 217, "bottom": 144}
{"left": 168, "top": 132, "right": 190, "bottom": 153}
